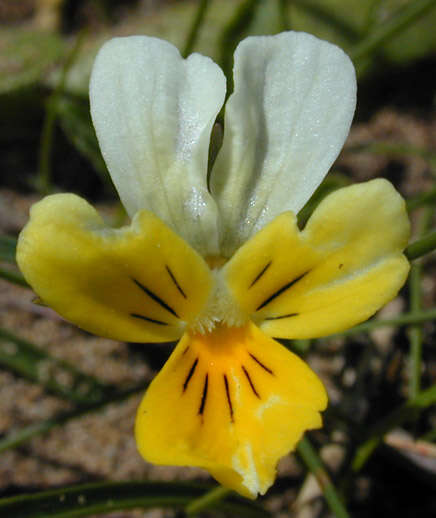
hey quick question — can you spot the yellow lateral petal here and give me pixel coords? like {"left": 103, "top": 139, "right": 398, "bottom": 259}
{"left": 224, "top": 179, "right": 410, "bottom": 339}
{"left": 135, "top": 322, "right": 327, "bottom": 498}
{"left": 17, "top": 194, "right": 213, "bottom": 342}
{"left": 223, "top": 211, "right": 322, "bottom": 316}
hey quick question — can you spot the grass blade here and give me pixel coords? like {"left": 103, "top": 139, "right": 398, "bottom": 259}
{"left": 297, "top": 437, "right": 350, "bottom": 518}
{"left": 332, "top": 308, "right": 436, "bottom": 337}
{"left": 405, "top": 230, "right": 436, "bottom": 260}
{"left": 352, "top": 383, "right": 436, "bottom": 471}
{"left": 0, "top": 382, "right": 147, "bottom": 454}
{"left": 0, "top": 266, "right": 28, "bottom": 287}
{"left": 182, "top": 0, "right": 212, "bottom": 57}
{"left": 292, "top": 0, "right": 360, "bottom": 43}
{"left": 0, "top": 327, "right": 113, "bottom": 404}
{"left": 186, "top": 485, "right": 232, "bottom": 515}
{"left": 350, "top": 0, "right": 436, "bottom": 62}
{"left": 0, "top": 234, "right": 17, "bottom": 263}
{"left": 0, "top": 480, "right": 269, "bottom": 518}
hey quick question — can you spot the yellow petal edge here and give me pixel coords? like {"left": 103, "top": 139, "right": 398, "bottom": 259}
{"left": 16, "top": 193, "right": 213, "bottom": 342}
{"left": 225, "top": 179, "right": 410, "bottom": 338}
{"left": 135, "top": 322, "right": 327, "bottom": 498}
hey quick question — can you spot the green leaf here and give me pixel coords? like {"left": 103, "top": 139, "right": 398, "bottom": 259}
{"left": 0, "top": 327, "right": 114, "bottom": 404}
{"left": 0, "top": 481, "right": 270, "bottom": 518}
{"left": 0, "top": 29, "right": 64, "bottom": 93}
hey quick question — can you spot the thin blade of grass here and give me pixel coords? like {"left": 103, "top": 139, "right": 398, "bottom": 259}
{"left": 407, "top": 187, "right": 436, "bottom": 211}
{"left": 0, "top": 382, "right": 147, "bottom": 454}
{"left": 352, "top": 383, "right": 436, "bottom": 471}
{"left": 298, "top": 173, "right": 351, "bottom": 226}
{"left": 292, "top": 0, "right": 360, "bottom": 43}
{"left": 37, "top": 30, "right": 86, "bottom": 195}
{"left": 182, "top": 0, "right": 212, "bottom": 57}
{"left": 408, "top": 208, "right": 434, "bottom": 399}
{"left": 332, "top": 308, "right": 436, "bottom": 337}
{"left": 278, "top": 0, "right": 291, "bottom": 31}
{"left": 0, "top": 266, "right": 28, "bottom": 287}
{"left": 350, "top": 0, "right": 436, "bottom": 63}
{"left": 0, "top": 327, "right": 113, "bottom": 404}
{"left": 186, "top": 486, "right": 232, "bottom": 516}
{"left": 0, "top": 234, "right": 17, "bottom": 263}
{"left": 0, "top": 480, "right": 269, "bottom": 518}
{"left": 218, "top": 0, "right": 261, "bottom": 85}
{"left": 297, "top": 437, "right": 350, "bottom": 518}
{"left": 56, "top": 94, "right": 112, "bottom": 190}
{"left": 405, "top": 230, "right": 436, "bottom": 260}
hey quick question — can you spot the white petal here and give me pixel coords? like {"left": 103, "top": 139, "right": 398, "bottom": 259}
{"left": 90, "top": 36, "right": 226, "bottom": 255}
{"left": 211, "top": 31, "right": 356, "bottom": 256}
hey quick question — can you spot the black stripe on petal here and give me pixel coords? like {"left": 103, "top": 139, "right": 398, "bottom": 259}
{"left": 248, "top": 352, "right": 274, "bottom": 375}
{"left": 166, "top": 265, "right": 187, "bottom": 299}
{"left": 265, "top": 312, "right": 299, "bottom": 320}
{"left": 132, "top": 277, "right": 179, "bottom": 318}
{"left": 249, "top": 261, "right": 272, "bottom": 288}
{"left": 242, "top": 366, "right": 260, "bottom": 399}
{"left": 224, "top": 374, "right": 234, "bottom": 422}
{"left": 256, "top": 271, "right": 310, "bottom": 311}
{"left": 183, "top": 358, "right": 199, "bottom": 392}
{"left": 198, "top": 374, "right": 209, "bottom": 415}
{"left": 130, "top": 313, "right": 168, "bottom": 326}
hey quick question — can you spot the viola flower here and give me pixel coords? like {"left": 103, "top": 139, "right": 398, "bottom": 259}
{"left": 16, "top": 31, "right": 410, "bottom": 498}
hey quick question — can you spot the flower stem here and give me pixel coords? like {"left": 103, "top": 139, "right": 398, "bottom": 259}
{"left": 185, "top": 485, "right": 232, "bottom": 516}
{"left": 334, "top": 308, "right": 436, "bottom": 337}
{"left": 350, "top": 0, "right": 436, "bottom": 63}
{"left": 405, "top": 230, "right": 436, "bottom": 261}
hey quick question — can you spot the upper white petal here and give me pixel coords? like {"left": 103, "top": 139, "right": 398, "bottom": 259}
{"left": 210, "top": 31, "right": 356, "bottom": 256}
{"left": 90, "top": 36, "right": 226, "bottom": 255}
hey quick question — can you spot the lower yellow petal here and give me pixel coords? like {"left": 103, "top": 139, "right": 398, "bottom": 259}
{"left": 135, "top": 322, "right": 327, "bottom": 498}
{"left": 17, "top": 194, "right": 212, "bottom": 342}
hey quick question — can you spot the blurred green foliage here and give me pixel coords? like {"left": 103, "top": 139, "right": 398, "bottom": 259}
{"left": 1, "top": 0, "right": 435, "bottom": 196}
